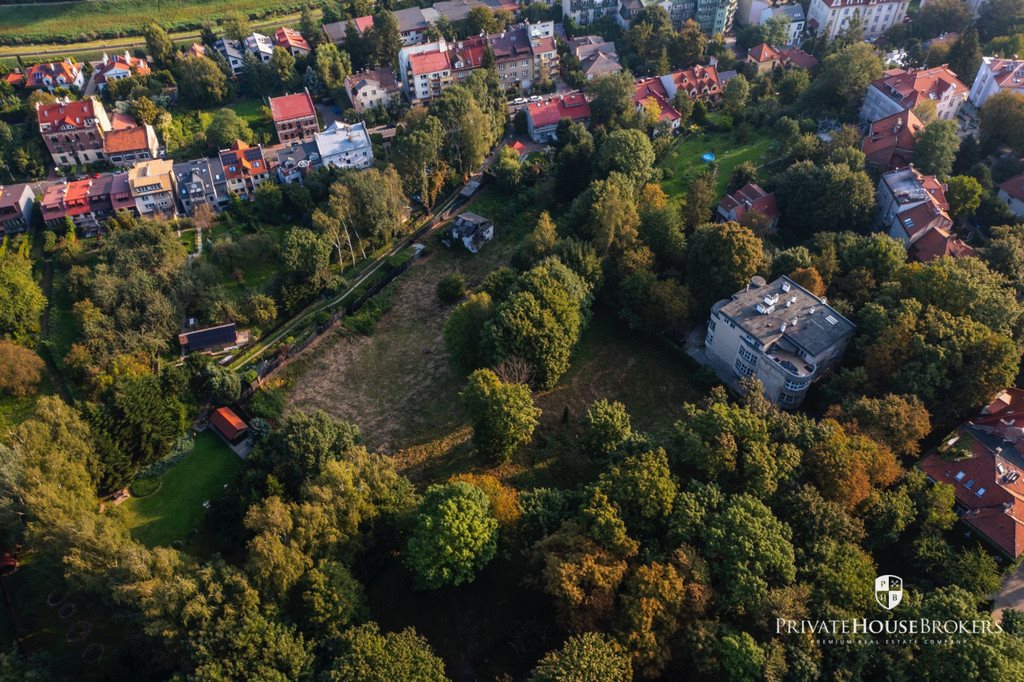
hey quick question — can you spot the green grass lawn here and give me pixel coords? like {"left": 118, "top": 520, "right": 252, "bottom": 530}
{"left": 122, "top": 431, "right": 241, "bottom": 548}
{"left": 659, "top": 129, "right": 773, "bottom": 199}
{"left": 0, "top": 0, "right": 310, "bottom": 44}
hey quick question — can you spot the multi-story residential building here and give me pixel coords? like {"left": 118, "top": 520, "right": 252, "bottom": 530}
{"left": 173, "top": 158, "right": 227, "bottom": 215}
{"left": 103, "top": 124, "right": 160, "bottom": 167}
{"left": 36, "top": 97, "right": 113, "bottom": 167}
{"left": 244, "top": 33, "right": 276, "bottom": 63}
{"left": 395, "top": 7, "right": 440, "bottom": 45}
{"left": 25, "top": 59, "right": 85, "bottom": 92}
{"left": 219, "top": 140, "right": 270, "bottom": 199}
{"left": 968, "top": 57, "right": 1024, "bottom": 109}
{"left": 323, "top": 16, "right": 375, "bottom": 46}
{"left": 0, "top": 184, "right": 34, "bottom": 235}
{"left": 659, "top": 63, "right": 722, "bottom": 101}
{"left": 525, "top": 93, "right": 591, "bottom": 142}
{"left": 562, "top": 0, "right": 619, "bottom": 26}
{"left": 859, "top": 65, "right": 968, "bottom": 123}
{"left": 998, "top": 174, "right": 1024, "bottom": 219}
{"left": 399, "top": 41, "right": 454, "bottom": 103}
{"left": 702, "top": 275, "right": 856, "bottom": 407}
{"left": 214, "top": 39, "right": 246, "bottom": 75}
{"left": 572, "top": 36, "right": 622, "bottom": 80}
{"left": 862, "top": 109, "right": 924, "bottom": 172}
{"left": 268, "top": 141, "right": 321, "bottom": 184}
{"left": 876, "top": 166, "right": 974, "bottom": 262}
{"left": 268, "top": 91, "right": 319, "bottom": 145}
{"left": 315, "top": 121, "right": 373, "bottom": 170}
{"left": 633, "top": 77, "right": 682, "bottom": 130}
{"left": 919, "top": 388, "right": 1024, "bottom": 559}
{"left": 344, "top": 68, "right": 402, "bottom": 114}
{"left": 93, "top": 52, "right": 151, "bottom": 91}
{"left": 40, "top": 175, "right": 134, "bottom": 235}
{"left": 497, "top": 21, "right": 558, "bottom": 91}
{"left": 273, "top": 27, "right": 311, "bottom": 57}
{"left": 128, "top": 159, "right": 177, "bottom": 218}
{"left": 693, "top": 0, "right": 738, "bottom": 34}
{"left": 756, "top": 3, "right": 804, "bottom": 45}
{"left": 806, "top": 0, "right": 908, "bottom": 40}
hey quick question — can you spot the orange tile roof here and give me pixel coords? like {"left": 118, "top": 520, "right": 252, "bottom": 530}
{"left": 999, "top": 174, "right": 1024, "bottom": 202}
{"left": 268, "top": 91, "right": 316, "bottom": 122}
{"left": 666, "top": 64, "right": 721, "bottom": 99}
{"left": 274, "top": 26, "right": 311, "bottom": 52}
{"left": 103, "top": 126, "right": 148, "bottom": 153}
{"left": 210, "top": 406, "right": 247, "bottom": 441}
{"left": 527, "top": 93, "right": 591, "bottom": 127}
{"left": 5, "top": 72, "right": 23, "bottom": 86}
{"left": 25, "top": 59, "right": 80, "bottom": 88}
{"left": 95, "top": 53, "right": 151, "bottom": 84}
{"left": 409, "top": 49, "right": 451, "bottom": 75}
{"left": 870, "top": 65, "right": 968, "bottom": 110}
{"left": 718, "top": 183, "right": 779, "bottom": 221}
{"left": 633, "top": 77, "right": 680, "bottom": 123}
{"left": 747, "top": 43, "right": 780, "bottom": 63}
{"left": 37, "top": 98, "right": 100, "bottom": 129}
{"left": 907, "top": 227, "right": 975, "bottom": 262}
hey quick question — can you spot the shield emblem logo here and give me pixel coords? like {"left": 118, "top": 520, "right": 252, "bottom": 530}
{"left": 875, "top": 575, "right": 903, "bottom": 610}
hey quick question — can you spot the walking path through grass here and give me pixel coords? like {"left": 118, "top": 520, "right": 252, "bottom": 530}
{"left": 122, "top": 431, "right": 240, "bottom": 548}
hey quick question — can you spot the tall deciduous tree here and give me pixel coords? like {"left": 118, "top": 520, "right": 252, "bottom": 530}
{"left": 686, "top": 221, "right": 764, "bottom": 310}
{"left": 529, "top": 632, "right": 632, "bottom": 682}
{"left": 460, "top": 368, "right": 540, "bottom": 463}
{"left": 913, "top": 119, "right": 960, "bottom": 177}
{"left": 324, "top": 623, "right": 447, "bottom": 682}
{"left": 0, "top": 255, "right": 45, "bottom": 343}
{"left": 406, "top": 482, "right": 499, "bottom": 589}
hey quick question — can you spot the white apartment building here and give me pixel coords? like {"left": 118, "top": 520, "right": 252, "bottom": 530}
{"left": 315, "top": 121, "right": 373, "bottom": 170}
{"left": 806, "top": 0, "right": 908, "bottom": 40}
{"left": 399, "top": 40, "right": 454, "bottom": 104}
{"left": 968, "top": 57, "right": 1024, "bottom": 109}
{"left": 859, "top": 66, "right": 968, "bottom": 123}
{"left": 703, "top": 275, "right": 855, "bottom": 407}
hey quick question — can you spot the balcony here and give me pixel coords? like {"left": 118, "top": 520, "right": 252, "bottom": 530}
{"left": 765, "top": 342, "right": 816, "bottom": 379}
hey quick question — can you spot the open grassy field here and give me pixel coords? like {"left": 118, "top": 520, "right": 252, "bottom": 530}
{"left": 660, "top": 128, "right": 773, "bottom": 199}
{"left": 286, "top": 184, "right": 705, "bottom": 487}
{"left": 0, "top": 0, "right": 310, "bottom": 45}
{"left": 122, "top": 431, "right": 241, "bottom": 548}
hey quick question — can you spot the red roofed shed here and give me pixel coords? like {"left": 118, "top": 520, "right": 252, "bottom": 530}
{"left": 210, "top": 407, "right": 248, "bottom": 443}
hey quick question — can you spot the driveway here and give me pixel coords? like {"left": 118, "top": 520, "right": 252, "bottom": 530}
{"left": 992, "top": 561, "right": 1024, "bottom": 624}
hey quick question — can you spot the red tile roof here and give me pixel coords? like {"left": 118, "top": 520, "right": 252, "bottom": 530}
{"left": 220, "top": 140, "right": 267, "bottom": 180}
{"left": 527, "top": 93, "right": 591, "bottom": 128}
{"left": 999, "top": 174, "right": 1024, "bottom": 202}
{"left": 110, "top": 112, "right": 138, "bottom": 130}
{"left": 268, "top": 91, "right": 316, "bottom": 122}
{"left": 274, "top": 26, "right": 311, "bottom": 52}
{"left": 665, "top": 64, "right": 721, "bottom": 99}
{"left": 210, "top": 406, "right": 247, "bottom": 441}
{"left": 778, "top": 47, "right": 818, "bottom": 70}
{"left": 37, "top": 98, "right": 101, "bottom": 130}
{"left": 984, "top": 58, "right": 1024, "bottom": 91}
{"left": 25, "top": 59, "right": 80, "bottom": 88}
{"left": 870, "top": 65, "right": 968, "bottom": 110}
{"left": 409, "top": 49, "right": 451, "bottom": 75}
{"left": 747, "top": 43, "right": 780, "bottom": 63}
{"left": 633, "top": 77, "right": 681, "bottom": 123}
{"left": 862, "top": 109, "right": 923, "bottom": 171}
{"left": 919, "top": 391, "right": 1024, "bottom": 557}
{"left": 718, "top": 183, "right": 779, "bottom": 222}
{"left": 94, "top": 52, "right": 151, "bottom": 85}
{"left": 103, "top": 126, "right": 149, "bottom": 153}
{"left": 907, "top": 227, "right": 976, "bottom": 262}
{"left": 5, "top": 72, "right": 23, "bottom": 86}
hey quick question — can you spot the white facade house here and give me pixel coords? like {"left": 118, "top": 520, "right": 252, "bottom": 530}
{"left": 398, "top": 40, "right": 453, "bottom": 104}
{"left": 563, "top": 0, "right": 619, "bottom": 25}
{"left": 968, "top": 57, "right": 1024, "bottom": 109}
{"left": 244, "top": 33, "right": 275, "bottom": 62}
{"left": 214, "top": 39, "right": 246, "bottom": 75}
{"left": 314, "top": 121, "right": 373, "bottom": 170}
{"left": 806, "top": 0, "right": 908, "bottom": 40}
{"left": 703, "top": 275, "right": 855, "bottom": 408}
{"left": 859, "top": 66, "right": 968, "bottom": 124}
{"left": 758, "top": 4, "right": 805, "bottom": 46}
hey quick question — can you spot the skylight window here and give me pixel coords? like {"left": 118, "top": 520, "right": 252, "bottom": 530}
{"left": 976, "top": 488, "right": 986, "bottom": 497}
{"left": 955, "top": 471, "right": 965, "bottom": 481}
{"left": 965, "top": 479, "right": 975, "bottom": 489}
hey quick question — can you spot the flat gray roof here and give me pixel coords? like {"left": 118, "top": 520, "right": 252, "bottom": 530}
{"left": 715, "top": 275, "right": 855, "bottom": 357}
